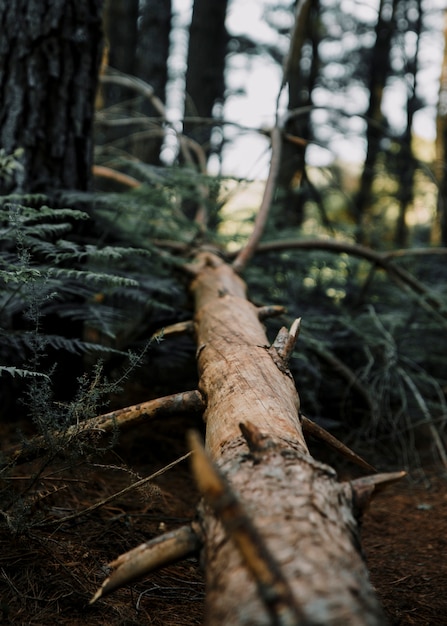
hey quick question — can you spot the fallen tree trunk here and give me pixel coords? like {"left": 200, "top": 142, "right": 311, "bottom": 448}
{"left": 90, "top": 251, "right": 402, "bottom": 622}
{"left": 188, "top": 251, "right": 386, "bottom": 625}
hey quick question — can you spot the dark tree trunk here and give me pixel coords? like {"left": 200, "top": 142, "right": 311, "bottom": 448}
{"left": 100, "top": 0, "right": 171, "bottom": 164}
{"left": 0, "top": 0, "right": 103, "bottom": 194}
{"left": 183, "top": 0, "right": 229, "bottom": 164}
{"left": 103, "top": 0, "right": 139, "bottom": 104}
{"left": 394, "top": 0, "right": 422, "bottom": 247}
{"left": 435, "top": 11, "right": 447, "bottom": 245}
{"left": 99, "top": 0, "right": 139, "bottom": 159}
{"left": 276, "top": 0, "right": 318, "bottom": 230}
{"left": 134, "top": 0, "right": 171, "bottom": 164}
{"left": 355, "top": 0, "right": 396, "bottom": 243}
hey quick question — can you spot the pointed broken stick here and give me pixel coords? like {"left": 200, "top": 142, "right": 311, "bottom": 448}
{"left": 348, "top": 470, "right": 407, "bottom": 515}
{"left": 270, "top": 318, "right": 301, "bottom": 363}
{"left": 90, "top": 523, "right": 202, "bottom": 604}
{"left": 151, "top": 320, "right": 195, "bottom": 339}
{"left": 268, "top": 319, "right": 376, "bottom": 473}
{"left": 300, "top": 414, "right": 377, "bottom": 474}
{"left": 257, "top": 304, "right": 286, "bottom": 320}
{"left": 1, "top": 390, "right": 204, "bottom": 470}
{"left": 153, "top": 309, "right": 285, "bottom": 339}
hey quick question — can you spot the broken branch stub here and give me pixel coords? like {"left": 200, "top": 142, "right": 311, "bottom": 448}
{"left": 90, "top": 523, "right": 202, "bottom": 604}
{"left": 189, "top": 252, "right": 386, "bottom": 625}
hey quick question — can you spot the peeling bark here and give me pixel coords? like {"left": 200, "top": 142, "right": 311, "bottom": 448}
{"left": 189, "top": 252, "right": 386, "bottom": 625}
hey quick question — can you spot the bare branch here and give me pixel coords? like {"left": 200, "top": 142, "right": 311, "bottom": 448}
{"left": 152, "top": 320, "right": 195, "bottom": 339}
{"left": 300, "top": 414, "right": 377, "bottom": 474}
{"left": 41, "top": 452, "right": 193, "bottom": 528}
{"left": 232, "top": 126, "right": 283, "bottom": 274}
{"left": 92, "top": 165, "right": 142, "bottom": 188}
{"left": 348, "top": 471, "right": 407, "bottom": 514}
{"left": 90, "top": 523, "right": 202, "bottom": 604}
{"left": 257, "top": 304, "right": 286, "bottom": 320}
{"left": 1, "top": 390, "right": 204, "bottom": 469}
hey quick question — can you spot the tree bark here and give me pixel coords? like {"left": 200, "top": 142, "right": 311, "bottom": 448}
{"left": 276, "top": 0, "right": 318, "bottom": 230}
{"left": 355, "top": 0, "right": 396, "bottom": 243}
{"left": 183, "top": 0, "right": 228, "bottom": 162}
{"left": 103, "top": 0, "right": 139, "bottom": 104}
{"left": 393, "top": 0, "right": 422, "bottom": 247}
{"left": 435, "top": 9, "right": 447, "bottom": 245}
{"left": 101, "top": 0, "right": 171, "bottom": 164}
{"left": 134, "top": 0, "right": 171, "bottom": 163}
{"left": 0, "top": 0, "right": 103, "bottom": 194}
{"left": 189, "top": 252, "right": 386, "bottom": 625}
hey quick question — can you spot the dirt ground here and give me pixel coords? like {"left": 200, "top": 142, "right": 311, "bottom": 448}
{"left": 1, "top": 409, "right": 446, "bottom": 626}
{"left": 362, "top": 464, "right": 447, "bottom": 626}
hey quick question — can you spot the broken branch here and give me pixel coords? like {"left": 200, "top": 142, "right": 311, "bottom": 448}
{"left": 1, "top": 390, "right": 204, "bottom": 469}
{"left": 90, "top": 523, "right": 202, "bottom": 604}
{"left": 348, "top": 471, "right": 407, "bottom": 514}
{"left": 232, "top": 126, "right": 283, "bottom": 274}
{"left": 42, "top": 452, "right": 192, "bottom": 528}
{"left": 300, "top": 414, "right": 377, "bottom": 474}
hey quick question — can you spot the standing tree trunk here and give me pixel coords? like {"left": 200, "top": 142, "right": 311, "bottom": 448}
{"left": 0, "top": 0, "right": 103, "bottom": 194}
{"left": 183, "top": 0, "right": 229, "bottom": 163}
{"left": 393, "top": 0, "right": 422, "bottom": 246}
{"left": 276, "top": 0, "right": 318, "bottom": 230}
{"left": 188, "top": 251, "right": 387, "bottom": 625}
{"left": 99, "top": 0, "right": 171, "bottom": 165}
{"left": 435, "top": 9, "right": 447, "bottom": 245}
{"left": 99, "top": 0, "right": 139, "bottom": 158}
{"left": 355, "top": 0, "right": 396, "bottom": 243}
{"left": 134, "top": 0, "right": 171, "bottom": 164}
{"left": 102, "top": 0, "right": 139, "bottom": 104}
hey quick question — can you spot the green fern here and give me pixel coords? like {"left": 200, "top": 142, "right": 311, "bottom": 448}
{"left": 0, "top": 365, "right": 50, "bottom": 379}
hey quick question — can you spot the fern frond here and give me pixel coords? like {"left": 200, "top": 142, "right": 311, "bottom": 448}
{"left": 0, "top": 198, "right": 88, "bottom": 223}
{"left": 23, "top": 223, "right": 74, "bottom": 239}
{"left": 47, "top": 267, "right": 139, "bottom": 287}
{"left": 0, "top": 365, "right": 50, "bottom": 380}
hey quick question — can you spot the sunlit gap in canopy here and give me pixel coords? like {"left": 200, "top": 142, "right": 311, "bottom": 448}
{"left": 167, "top": 0, "right": 445, "bottom": 179}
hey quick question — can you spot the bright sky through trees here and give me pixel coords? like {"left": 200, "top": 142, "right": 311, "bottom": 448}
{"left": 170, "top": 0, "right": 446, "bottom": 178}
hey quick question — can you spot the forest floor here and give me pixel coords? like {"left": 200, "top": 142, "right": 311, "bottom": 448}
{"left": 1, "top": 402, "right": 446, "bottom": 626}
